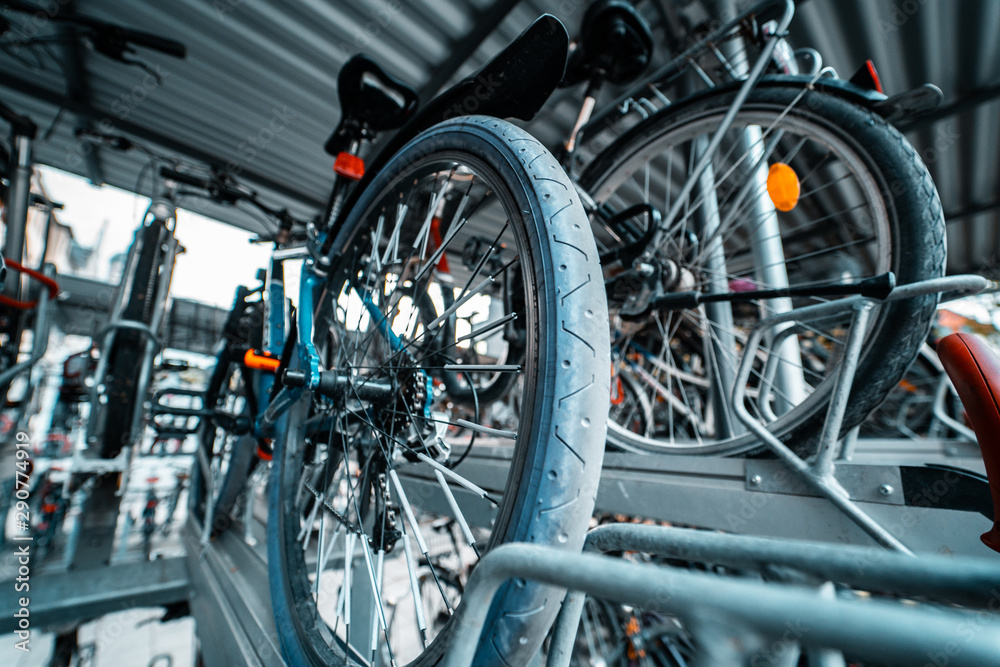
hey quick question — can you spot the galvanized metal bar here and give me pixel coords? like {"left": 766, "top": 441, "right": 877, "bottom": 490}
{"left": 732, "top": 308, "right": 911, "bottom": 551}
{"left": 0, "top": 263, "right": 55, "bottom": 388}
{"left": 547, "top": 521, "right": 1000, "bottom": 667}
{"left": 583, "top": 523, "right": 1000, "bottom": 607}
{"left": 813, "top": 301, "right": 874, "bottom": 476}
{"left": 447, "top": 543, "right": 1000, "bottom": 667}
{"left": 2, "top": 134, "right": 32, "bottom": 278}
{"left": 933, "top": 373, "right": 977, "bottom": 441}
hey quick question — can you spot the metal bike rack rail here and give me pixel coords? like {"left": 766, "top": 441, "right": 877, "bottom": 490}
{"left": 440, "top": 529, "right": 1000, "bottom": 667}
{"left": 182, "top": 513, "right": 285, "bottom": 666}
{"left": 729, "top": 274, "right": 996, "bottom": 553}
{"left": 546, "top": 523, "right": 1000, "bottom": 667}
{"left": 0, "top": 262, "right": 56, "bottom": 389}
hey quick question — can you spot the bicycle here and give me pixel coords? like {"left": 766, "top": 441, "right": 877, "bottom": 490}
{"left": 33, "top": 466, "right": 68, "bottom": 559}
{"left": 170, "top": 173, "right": 304, "bottom": 540}
{"left": 0, "top": 3, "right": 186, "bottom": 404}
{"left": 159, "top": 469, "right": 188, "bottom": 537}
{"left": 0, "top": 101, "right": 61, "bottom": 406}
{"left": 170, "top": 15, "right": 608, "bottom": 665}
{"left": 553, "top": 0, "right": 945, "bottom": 457}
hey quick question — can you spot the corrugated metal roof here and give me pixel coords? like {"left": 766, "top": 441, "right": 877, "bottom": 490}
{"left": 1, "top": 0, "right": 996, "bottom": 276}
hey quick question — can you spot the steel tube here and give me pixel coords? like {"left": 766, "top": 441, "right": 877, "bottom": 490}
{"left": 446, "top": 544, "right": 1000, "bottom": 667}
{"left": 3, "top": 135, "right": 32, "bottom": 278}
{"left": 813, "top": 302, "right": 874, "bottom": 475}
{"left": 583, "top": 523, "right": 1000, "bottom": 607}
{"left": 547, "top": 522, "right": 1000, "bottom": 667}
{"left": 0, "top": 263, "right": 55, "bottom": 388}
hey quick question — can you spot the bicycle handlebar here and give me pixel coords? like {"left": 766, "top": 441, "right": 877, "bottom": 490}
{"left": 158, "top": 166, "right": 215, "bottom": 192}
{"left": 157, "top": 166, "right": 304, "bottom": 234}
{"left": 0, "top": 99, "right": 37, "bottom": 139}
{"left": 108, "top": 25, "right": 187, "bottom": 59}
{"left": 1, "top": 1, "right": 186, "bottom": 59}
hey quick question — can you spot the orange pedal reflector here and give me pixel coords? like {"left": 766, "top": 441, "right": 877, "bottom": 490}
{"left": 334, "top": 152, "right": 365, "bottom": 180}
{"left": 244, "top": 349, "right": 281, "bottom": 372}
{"left": 766, "top": 162, "right": 800, "bottom": 212}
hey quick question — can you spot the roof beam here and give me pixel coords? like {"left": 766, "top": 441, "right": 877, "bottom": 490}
{"left": 0, "top": 72, "right": 325, "bottom": 210}
{"left": 416, "top": 0, "right": 523, "bottom": 103}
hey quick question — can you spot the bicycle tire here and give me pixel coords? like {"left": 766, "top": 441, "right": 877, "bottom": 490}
{"left": 99, "top": 219, "right": 165, "bottom": 458}
{"left": 581, "top": 84, "right": 945, "bottom": 457}
{"left": 267, "top": 116, "right": 609, "bottom": 666}
{"left": 189, "top": 359, "right": 257, "bottom": 535}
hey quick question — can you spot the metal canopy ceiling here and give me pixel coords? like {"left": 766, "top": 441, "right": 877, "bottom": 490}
{"left": 1, "top": 0, "right": 997, "bottom": 276}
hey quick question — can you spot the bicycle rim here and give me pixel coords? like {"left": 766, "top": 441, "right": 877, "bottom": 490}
{"left": 583, "top": 88, "right": 933, "bottom": 456}
{"left": 268, "top": 117, "right": 608, "bottom": 666}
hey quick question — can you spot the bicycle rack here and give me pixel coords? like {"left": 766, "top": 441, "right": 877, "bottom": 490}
{"left": 441, "top": 535, "right": 1000, "bottom": 666}
{"left": 728, "top": 274, "right": 996, "bottom": 553}
{"left": 438, "top": 274, "right": 1000, "bottom": 666}
{"left": 511, "top": 522, "right": 1000, "bottom": 667}
{"left": 0, "top": 262, "right": 57, "bottom": 389}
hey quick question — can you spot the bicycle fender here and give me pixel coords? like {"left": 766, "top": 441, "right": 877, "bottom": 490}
{"left": 758, "top": 75, "right": 943, "bottom": 124}
{"left": 330, "top": 15, "right": 569, "bottom": 236}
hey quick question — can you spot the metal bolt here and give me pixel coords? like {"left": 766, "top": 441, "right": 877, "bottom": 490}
{"left": 749, "top": 474, "right": 762, "bottom": 487}
{"left": 879, "top": 484, "right": 894, "bottom": 496}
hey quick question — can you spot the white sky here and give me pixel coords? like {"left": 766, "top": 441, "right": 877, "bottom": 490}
{"left": 38, "top": 165, "right": 272, "bottom": 308}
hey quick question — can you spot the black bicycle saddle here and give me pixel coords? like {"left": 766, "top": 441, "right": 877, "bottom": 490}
{"left": 325, "top": 54, "right": 419, "bottom": 156}
{"left": 563, "top": 0, "right": 654, "bottom": 87}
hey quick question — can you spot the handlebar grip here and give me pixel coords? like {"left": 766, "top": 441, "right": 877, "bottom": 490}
{"left": 0, "top": 100, "right": 37, "bottom": 139}
{"left": 117, "top": 27, "right": 187, "bottom": 58}
{"left": 159, "top": 166, "right": 213, "bottom": 190}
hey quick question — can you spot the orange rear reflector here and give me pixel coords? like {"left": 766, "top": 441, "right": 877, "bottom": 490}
{"left": 334, "top": 152, "right": 365, "bottom": 180}
{"left": 244, "top": 349, "right": 281, "bottom": 372}
{"left": 766, "top": 162, "right": 800, "bottom": 212}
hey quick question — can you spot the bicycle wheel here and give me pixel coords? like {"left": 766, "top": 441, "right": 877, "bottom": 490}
{"left": 189, "top": 360, "right": 257, "bottom": 535}
{"left": 608, "top": 362, "right": 654, "bottom": 449}
{"left": 98, "top": 219, "right": 165, "bottom": 458}
{"left": 267, "top": 116, "right": 609, "bottom": 666}
{"left": 582, "top": 85, "right": 946, "bottom": 456}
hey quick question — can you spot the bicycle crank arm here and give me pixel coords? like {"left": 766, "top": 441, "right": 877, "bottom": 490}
{"left": 283, "top": 369, "right": 394, "bottom": 403}
{"left": 652, "top": 272, "right": 896, "bottom": 310}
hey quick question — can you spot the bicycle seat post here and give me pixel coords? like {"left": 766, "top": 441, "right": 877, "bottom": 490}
{"left": 562, "top": 0, "right": 654, "bottom": 157}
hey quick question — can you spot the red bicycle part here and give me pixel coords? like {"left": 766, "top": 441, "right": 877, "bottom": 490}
{"left": 0, "top": 259, "right": 59, "bottom": 309}
{"left": 244, "top": 348, "right": 280, "bottom": 372}
{"left": 937, "top": 333, "right": 1000, "bottom": 554}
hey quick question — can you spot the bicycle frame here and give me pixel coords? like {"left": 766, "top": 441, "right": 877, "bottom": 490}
{"left": 243, "top": 16, "right": 573, "bottom": 438}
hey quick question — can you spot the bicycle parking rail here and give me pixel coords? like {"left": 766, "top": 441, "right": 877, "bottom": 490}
{"left": 731, "top": 274, "right": 996, "bottom": 553}
{"left": 547, "top": 522, "right": 1000, "bottom": 667}
{"left": 442, "top": 539, "right": 1000, "bottom": 667}
{"left": 0, "top": 262, "right": 56, "bottom": 389}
